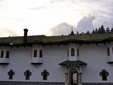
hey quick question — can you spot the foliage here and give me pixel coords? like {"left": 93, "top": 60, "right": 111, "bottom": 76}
{"left": 76, "top": 25, "right": 113, "bottom": 35}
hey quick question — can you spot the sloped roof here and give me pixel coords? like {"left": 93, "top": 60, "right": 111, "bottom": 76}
{"left": 0, "top": 34, "right": 113, "bottom": 46}
{"left": 59, "top": 60, "right": 87, "bottom": 66}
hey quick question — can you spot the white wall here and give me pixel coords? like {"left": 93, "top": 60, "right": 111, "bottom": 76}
{"left": 79, "top": 44, "right": 113, "bottom": 83}
{"left": 0, "top": 45, "right": 67, "bottom": 82}
{"left": 0, "top": 43, "right": 113, "bottom": 83}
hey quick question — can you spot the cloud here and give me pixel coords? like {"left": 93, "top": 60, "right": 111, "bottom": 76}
{"left": 0, "top": 29, "right": 18, "bottom": 37}
{"left": 50, "top": 0, "right": 75, "bottom": 3}
{"left": 76, "top": 16, "right": 95, "bottom": 32}
{"left": 28, "top": 6, "right": 46, "bottom": 10}
{"left": 48, "top": 23, "right": 73, "bottom": 35}
{"left": 49, "top": 16, "right": 96, "bottom": 35}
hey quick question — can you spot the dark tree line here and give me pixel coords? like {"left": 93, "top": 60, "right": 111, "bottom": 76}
{"left": 76, "top": 25, "right": 113, "bottom": 35}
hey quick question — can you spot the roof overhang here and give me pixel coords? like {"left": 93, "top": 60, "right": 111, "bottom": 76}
{"left": 59, "top": 60, "right": 87, "bottom": 66}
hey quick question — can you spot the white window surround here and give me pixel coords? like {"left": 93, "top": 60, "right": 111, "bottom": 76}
{"left": 0, "top": 50, "right": 10, "bottom": 64}
{"left": 107, "top": 46, "right": 113, "bottom": 63}
{"left": 31, "top": 48, "right": 43, "bottom": 64}
{"left": 68, "top": 47, "right": 79, "bottom": 61}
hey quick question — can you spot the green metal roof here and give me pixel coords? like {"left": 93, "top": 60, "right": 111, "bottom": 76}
{"left": 59, "top": 60, "right": 87, "bottom": 66}
{"left": 0, "top": 34, "right": 113, "bottom": 46}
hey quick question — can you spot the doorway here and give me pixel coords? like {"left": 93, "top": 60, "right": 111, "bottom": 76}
{"left": 69, "top": 68, "right": 79, "bottom": 85}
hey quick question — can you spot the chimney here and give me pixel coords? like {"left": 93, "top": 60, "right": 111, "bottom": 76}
{"left": 23, "top": 28, "right": 28, "bottom": 43}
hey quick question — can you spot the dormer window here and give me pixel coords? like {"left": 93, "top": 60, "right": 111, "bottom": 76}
{"left": 71, "top": 48, "right": 75, "bottom": 56}
{"left": 34, "top": 49, "right": 37, "bottom": 57}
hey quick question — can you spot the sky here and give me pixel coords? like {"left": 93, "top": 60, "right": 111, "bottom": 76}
{"left": 0, "top": 0, "right": 113, "bottom": 37}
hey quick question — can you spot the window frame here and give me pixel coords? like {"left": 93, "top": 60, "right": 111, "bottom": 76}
{"left": 6, "top": 51, "right": 10, "bottom": 58}
{"left": 24, "top": 70, "right": 32, "bottom": 80}
{"left": 71, "top": 48, "right": 75, "bottom": 56}
{"left": 39, "top": 50, "right": 43, "bottom": 58}
{"left": 33, "top": 49, "right": 37, "bottom": 57}
{"left": 1, "top": 51, "right": 4, "bottom": 58}
{"left": 100, "top": 69, "right": 109, "bottom": 81}
{"left": 8, "top": 69, "right": 15, "bottom": 80}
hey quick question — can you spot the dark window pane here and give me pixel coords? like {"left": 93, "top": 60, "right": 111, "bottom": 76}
{"left": 39, "top": 50, "right": 43, "bottom": 58}
{"left": 71, "top": 48, "right": 75, "bottom": 56}
{"left": 1, "top": 51, "right": 4, "bottom": 58}
{"left": 8, "top": 69, "right": 15, "bottom": 80}
{"left": 6, "top": 51, "right": 9, "bottom": 58}
{"left": 24, "top": 70, "right": 32, "bottom": 80}
{"left": 107, "top": 48, "right": 110, "bottom": 56}
{"left": 34, "top": 50, "right": 37, "bottom": 57}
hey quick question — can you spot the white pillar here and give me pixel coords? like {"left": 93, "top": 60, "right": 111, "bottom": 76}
{"left": 79, "top": 66, "right": 82, "bottom": 85}
{"left": 65, "top": 72, "right": 68, "bottom": 85}
{"left": 109, "top": 46, "right": 113, "bottom": 61}
{"left": 65, "top": 67, "right": 68, "bottom": 85}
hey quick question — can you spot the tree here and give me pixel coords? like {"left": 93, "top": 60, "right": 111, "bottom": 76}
{"left": 106, "top": 27, "right": 110, "bottom": 34}
{"left": 111, "top": 28, "right": 113, "bottom": 33}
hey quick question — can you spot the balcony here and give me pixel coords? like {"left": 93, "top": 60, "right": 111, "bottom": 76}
{"left": 31, "top": 57, "right": 43, "bottom": 65}
{"left": 0, "top": 58, "right": 9, "bottom": 65}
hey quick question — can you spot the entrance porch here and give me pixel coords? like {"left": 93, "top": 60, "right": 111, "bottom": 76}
{"left": 59, "top": 60, "right": 87, "bottom": 85}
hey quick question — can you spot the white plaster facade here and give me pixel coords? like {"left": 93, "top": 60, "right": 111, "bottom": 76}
{"left": 0, "top": 42, "right": 113, "bottom": 84}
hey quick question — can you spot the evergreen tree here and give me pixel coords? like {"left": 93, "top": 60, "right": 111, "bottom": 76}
{"left": 106, "top": 27, "right": 110, "bottom": 34}
{"left": 100, "top": 25, "right": 106, "bottom": 34}
{"left": 111, "top": 28, "right": 113, "bottom": 33}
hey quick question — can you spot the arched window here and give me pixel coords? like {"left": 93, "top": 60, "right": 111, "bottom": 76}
{"left": 100, "top": 69, "right": 109, "bottom": 81}
{"left": 39, "top": 50, "right": 43, "bottom": 58}
{"left": 6, "top": 51, "right": 9, "bottom": 58}
{"left": 33, "top": 50, "right": 37, "bottom": 57}
{"left": 41, "top": 70, "right": 49, "bottom": 80}
{"left": 71, "top": 48, "right": 75, "bottom": 56}
{"left": 24, "top": 70, "right": 32, "bottom": 80}
{"left": 8, "top": 69, "right": 15, "bottom": 79}
{"left": 1, "top": 51, "right": 4, "bottom": 58}
{"left": 107, "top": 48, "right": 110, "bottom": 56}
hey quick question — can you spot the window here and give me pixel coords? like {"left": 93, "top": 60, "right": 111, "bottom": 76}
{"left": 8, "top": 69, "right": 15, "bottom": 79}
{"left": 33, "top": 50, "right": 37, "bottom": 57}
{"left": 24, "top": 70, "right": 32, "bottom": 80}
{"left": 107, "top": 48, "right": 110, "bottom": 56}
{"left": 100, "top": 69, "right": 109, "bottom": 81}
{"left": 71, "top": 48, "right": 75, "bottom": 56}
{"left": 77, "top": 49, "right": 79, "bottom": 57}
{"left": 6, "top": 51, "right": 9, "bottom": 58}
{"left": 1, "top": 51, "right": 4, "bottom": 58}
{"left": 112, "top": 47, "right": 113, "bottom": 54}
{"left": 39, "top": 50, "right": 43, "bottom": 58}
{"left": 41, "top": 70, "right": 49, "bottom": 80}
{"left": 67, "top": 49, "right": 69, "bottom": 57}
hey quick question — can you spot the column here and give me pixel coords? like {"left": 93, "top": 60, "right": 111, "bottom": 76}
{"left": 79, "top": 72, "right": 82, "bottom": 85}
{"left": 65, "top": 72, "right": 68, "bottom": 85}
{"left": 79, "top": 66, "right": 82, "bottom": 85}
